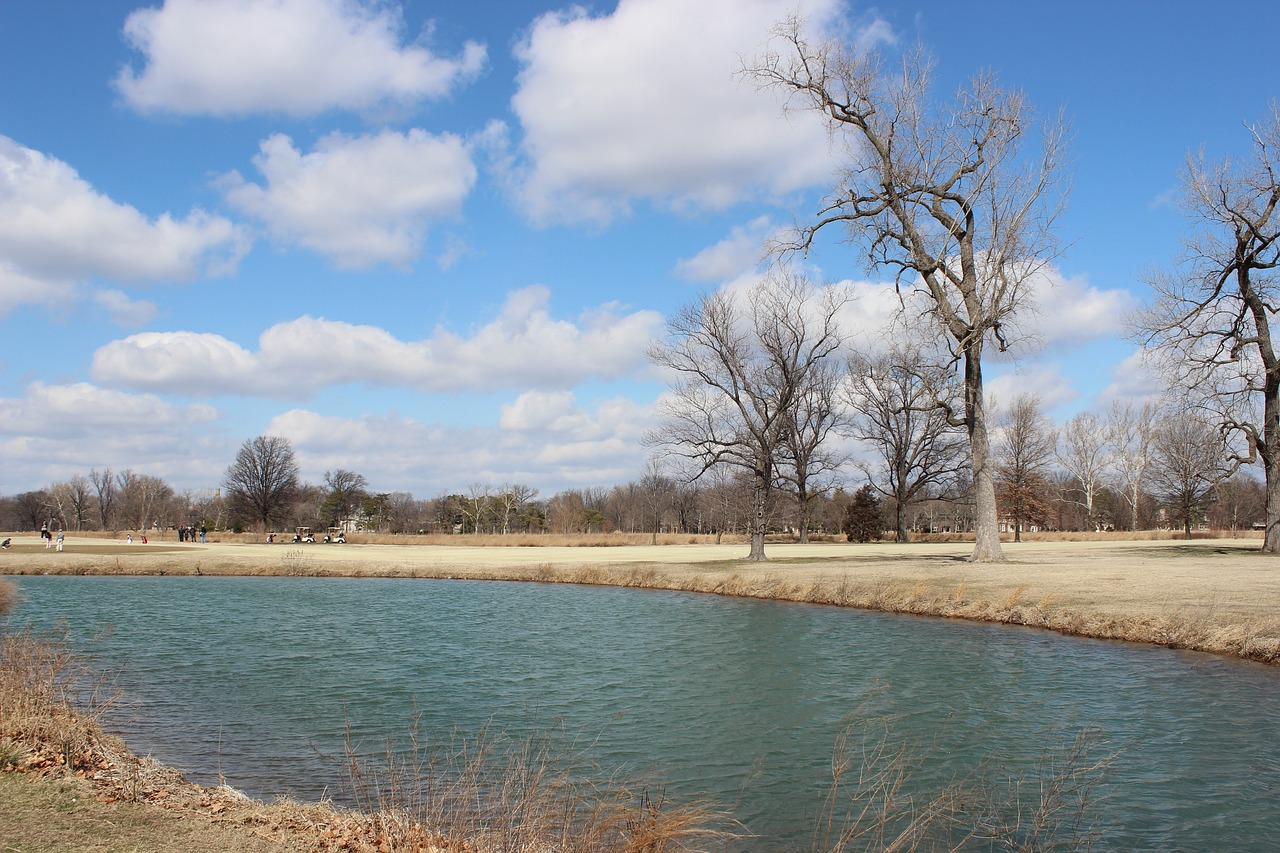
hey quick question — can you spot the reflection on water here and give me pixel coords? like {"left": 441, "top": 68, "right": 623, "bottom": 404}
{"left": 7, "top": 575, "right": 1280, "bottom": 850}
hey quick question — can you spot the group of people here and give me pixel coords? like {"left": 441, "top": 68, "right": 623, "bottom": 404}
{"left": 39, "top": 522, "right": 64, "bottom": 551}
{"left": 177, "top": 524, "right": 206, "bottom": 543}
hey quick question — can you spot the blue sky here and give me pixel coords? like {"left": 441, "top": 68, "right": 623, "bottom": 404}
{"left": 0, "top": 0, "right": 1276, "bottom": 497}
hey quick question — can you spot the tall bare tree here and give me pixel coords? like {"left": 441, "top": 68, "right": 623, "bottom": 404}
{"left": 1107, "top": 400, "right": 1159, "bottom": 531}
{"left": 749, "top": 23, "right": 1069, "bottom": 561}
{"left": 846, "top": 346, "right": 967, "bottom": 542}
{"left": 1056, "top": 412, "right": 1111, "bottom": 530}
{"left": 90, "top": 467, "right": 116, "bottom": 530}
{"left": 1137, "top": 105, "right": 1280, "bottom": 550}
{"left": 1149, "top": 412, "right": 1231, "bottom": 539}
{"left": 223, "top": 435, "right": 300, "bottom": 532}
{"left": 994, "top": 395, "right": 1057, "bottom": 542}
{"left": 777, "top": 358, "right": 847, "bottom": 543}
{"left": 646, "top": 270, "right": 849, "bottom": 560}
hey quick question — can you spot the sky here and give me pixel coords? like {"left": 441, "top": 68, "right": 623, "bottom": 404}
{"left": 0, "top": 0, "right": 1277, "bottom": 499}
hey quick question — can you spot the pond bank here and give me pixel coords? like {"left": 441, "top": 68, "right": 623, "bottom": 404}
{"left": 5, "top": 535, "right": 1279, "bottom": 664}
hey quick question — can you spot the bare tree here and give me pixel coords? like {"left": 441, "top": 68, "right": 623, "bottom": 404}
{"left": 777, "top": 358, "right": 847, "bottom": 542}
{"left": 459, "top": 484, "right": 494, "bottom": 535}
{"left": 994, "top": 395, "right": 1057, "bottom": 542}
{"left": 1055, "top": 412, "right": 1111, "bottom": 530}
{"left": 1149, "top": 412, "right": 1231, "bottom": 539}
{"left": 491, "top": 483, "right": 538, "bottom": 535}
{"left": 47, "top": 475, "right": 92, "bottom": 531}
{"left": 90, "top": 467, "right": 116, "bottom": 530}
{"left": 1136, "top": 105, "right": 1280, "bottom": 550}
{"left": 223, "top": 435, "right": 300, "bottom": 532}
{"left": 1107, "top": 400, "right": 1159, "bottom": 531}
{"left": 116, "top": 470, "right": 174, "bottom": 532}
{"left": 846, "top": 346, "right": 968, "bottom": 542}
{"left": 749, "top": 24, "right": 1069, "bottom": 561}
{"left": 646, "top": 270, "right": 849, "bottom": 560}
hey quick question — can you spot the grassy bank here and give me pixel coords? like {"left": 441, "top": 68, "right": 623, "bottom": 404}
{"left": 4, "top": 535, "right": 1279, "bottom": 665}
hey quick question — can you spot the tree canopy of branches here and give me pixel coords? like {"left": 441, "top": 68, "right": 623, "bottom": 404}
{"left": 646, "top": 270, "right": 848, "bottom": 560}
{"left": 846, "top": 346, "right": 967, "bottom": 542}
{"left": 994, "top": 395, "right": 1056, "bottom": 542}
{"left": 1149, "top": 413, "right": 1231, "bottom": 539}
{"left": 777, "top": 358, "right": 847, "bottom": 542}
{"left": 223, "top": 435, "right": 301, "bottom": 532}
{"left": 750, "top": 22, "right": 1069, "bottom": 561}
{"left": 1056, "top": 411, "right": 1111, "bottom": 530}
{"left": 1136, "top": 105, "right": 1280, "bottom": 552}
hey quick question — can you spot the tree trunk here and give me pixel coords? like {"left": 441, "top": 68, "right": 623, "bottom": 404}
{"left": 748, "top": 476, "right": 767, "bottom": 561}
{"left": 965, "top": 344, "right": 1004, "bottom": 562}
{"left": 1263, "top": 356, "right": 1280, "bottom": 552}
{"left": 895, "top": 500, "right": 909, "bottom": 543}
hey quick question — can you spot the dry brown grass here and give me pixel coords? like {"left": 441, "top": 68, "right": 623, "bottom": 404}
{"left": 0, "top": 578, "right": 14, "bottom": 617}
{"left": 341, "top": 723, "right": 727, "bottom": 852}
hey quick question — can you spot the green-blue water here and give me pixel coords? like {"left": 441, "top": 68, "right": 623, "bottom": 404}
{"left": 5, "top": 575, "right": 1279, "bottom": 850}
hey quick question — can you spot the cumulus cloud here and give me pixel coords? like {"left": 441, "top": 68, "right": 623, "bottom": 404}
{"left": 0, "top": 136, "right": 249, "bottom": 292}
{"left": 0, "top": 380, "right": 219, "bottom": 440}
{"left": 508, "top": 0, "right": 873, "bottom": 225}
{"left": 0, "top": 381, "right": 227, "bottom": 489}
{"left": 1096, "top": 348, "right": 1167, "bottom": 409}
{"left": 267, "top": 392, "right": 653, "bottom": 492}
{"left": 673, "top": 217, "right": 777, "bottom": 282}
{"left": 93, "top": 289, "right": 158, "bottom": 326}
{"left": 116, "top": 0, "right": 486, "bottom": 116}
{"left": 221, "top": 129, "right": 476, "bottom": 268}
{"left": 1030, "top": 269, "right": 1138, "bottom": 348}
{"left": 91, "top": 286, "right": 663, "bottom": 397}
{"left": 986, "top": 362, "right": 1079, "bottom": 414}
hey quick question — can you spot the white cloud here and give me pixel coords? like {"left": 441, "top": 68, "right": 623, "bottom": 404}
{"left": 0, "top": 260, "right": 75, "bottom": 317}
{"left": 221, "top": 129, "right": 476, "bottom": 268}
{"left": 1030, "top": 268, "right": 1138, "bottom": 348}
{"left": 0, "top": 382, "right": 227, "bottom": 491}
{"left": 673, "top": 217, "right": 776, "bottom": 282}
{"left": 508, "top": 0, "right": 863, "bottom": 225}
{"left": 267, "top": 393, "right": 654, "bottom": 493}
{"left": 93, "top": 289, "right": 158, "bottom": 326}
{"left": 1096, "top": 348, "right": 1167, "bottom": 409}
{"left": 116, "top": 0, "right": 485, "bottom": 116}
{"left": 0, "top": 136, "right": 249, "bottom": 289}
{"left": 91, "top": 286, "right": 663, "bottom": 397}
{"left": 986, "top": 362, "right": 1079, "bottom": 414}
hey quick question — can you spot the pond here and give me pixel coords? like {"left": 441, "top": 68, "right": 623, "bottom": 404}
{"left": 6, "top": 575, "right": 1279, "bottom": 850}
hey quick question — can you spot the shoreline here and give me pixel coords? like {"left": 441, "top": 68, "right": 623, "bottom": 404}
{"left": 5, "top": 535, "right": 1280, "bottom": 665}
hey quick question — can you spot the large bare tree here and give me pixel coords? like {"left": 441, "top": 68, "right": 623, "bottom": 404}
{"left": 749, "top": 22, "right": 1069, "bottom": 561}
{"left": 846, "top": 345, "right": 967, "bottom": 543}
{"left": 646, "top": 270, "right": 848, "bottom": 560}
{"left": 1136, "top": 105, "right": 1280, "bottom": 551}
{"left": 1149, "top": 412, "right": 1231, "bottom": 539}
{"left": 223, "top": 435, "right": 300, "bottom": 532}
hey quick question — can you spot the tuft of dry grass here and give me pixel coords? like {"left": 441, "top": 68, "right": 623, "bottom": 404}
{"left": 0, "top": 578, "right": 14, "bottom": 617}
{"left": 341, "top": 722, "right": 727, "bottom": 852}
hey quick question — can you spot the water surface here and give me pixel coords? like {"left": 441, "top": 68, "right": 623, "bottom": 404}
{"left": 6, "top": 575, "right": 1279, "bottom": 850}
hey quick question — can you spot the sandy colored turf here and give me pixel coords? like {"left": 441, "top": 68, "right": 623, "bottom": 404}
{"left": 4, "top": 534, "right": 1280, "bottom": 663}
